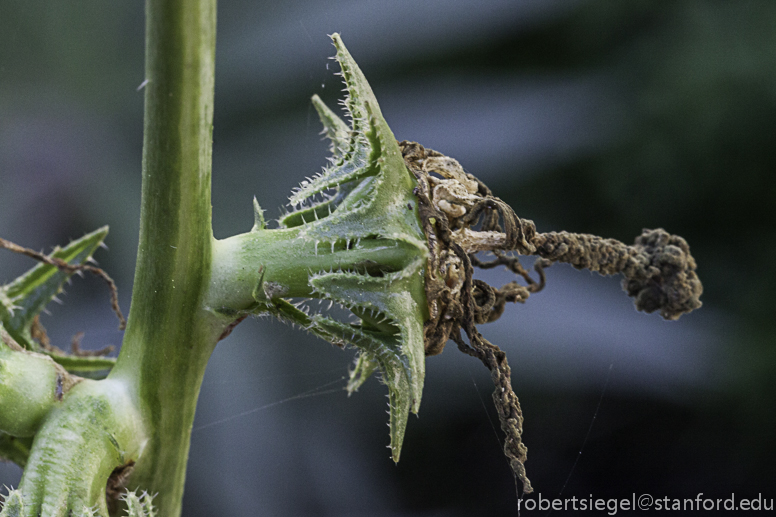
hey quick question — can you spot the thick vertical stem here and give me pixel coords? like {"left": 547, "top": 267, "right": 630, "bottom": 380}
{"left": 108, "top": 0, "right": 218, "bottom": 514}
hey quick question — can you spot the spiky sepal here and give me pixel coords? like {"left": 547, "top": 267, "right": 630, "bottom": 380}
{"left": 235, "top": 34, "right": 429, "bottom": 461}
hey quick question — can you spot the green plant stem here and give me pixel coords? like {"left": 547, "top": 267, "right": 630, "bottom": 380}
{"left": 207, "top": 229, "right": 420, "bottom": 311}
{"left": 19, "top": 379, "right": 145, "bottom": 515}
{"left": 107, "top": 0, "right": 218, "bottom": 514}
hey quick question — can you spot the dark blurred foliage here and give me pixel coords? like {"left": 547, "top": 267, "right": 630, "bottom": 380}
{"left": 1, "top": 0, "right": 774, "bottom": 515}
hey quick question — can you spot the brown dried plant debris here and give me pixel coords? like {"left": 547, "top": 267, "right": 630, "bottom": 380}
{"left": 400, "top": 140, "right": 703, "bottom": 496}
{"left": 69, "top": 331, "right": 114, "bottom": 357}
{"left": 30, "top": 315, "right": 63, "bottom": 354}
{"left": 28, "top": 316, "right": 113, "bottom": 358}
{"left": 106, "top": 460, "right": 136, "bottom": 513}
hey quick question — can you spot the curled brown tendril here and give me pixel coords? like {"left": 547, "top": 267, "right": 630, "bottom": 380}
{"left": 400, "top": 140, "right": 703, "bottom": 496}
{"left": 30, "top": 316, "right": 113, "bottom": 357}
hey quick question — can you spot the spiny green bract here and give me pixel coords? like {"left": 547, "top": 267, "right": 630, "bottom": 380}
{"left": 0, "top": 228, "right": 116, "bottom": 377}
{"left": 122, "top": 491, "right": 156, "bottom": 517}
{"left": 0, "top": 490, "right": 23, "bottom": 517}
{"left": 264, "top": 34, "right": 429, "bottom": 462}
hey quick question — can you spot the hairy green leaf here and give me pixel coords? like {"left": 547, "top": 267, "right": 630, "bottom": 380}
{"left": 0, "top": 227, "right": 108, "bottom": 348}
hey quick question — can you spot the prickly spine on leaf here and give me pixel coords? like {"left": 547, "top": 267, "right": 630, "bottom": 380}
{"left": 347, "top": 351, "right": 379, "bottom": 394}
{"left": 311, "top": 94, "right": 350, "bottom": 160}
{"left": 252, "top": 197, "right": 266, "bottom": 231}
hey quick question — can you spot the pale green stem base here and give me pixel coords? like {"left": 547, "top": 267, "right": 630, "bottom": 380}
{"left": 208, "top": 229, "right": 420, "bottom": 312}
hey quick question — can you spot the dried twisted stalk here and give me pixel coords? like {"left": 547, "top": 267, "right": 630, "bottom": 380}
{"left": 400, "top": 140, "right": 703, "bottom": 496}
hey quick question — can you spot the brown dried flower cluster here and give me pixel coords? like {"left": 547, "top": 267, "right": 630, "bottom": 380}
{"left": 401, "top": 140, "right": 703, "bottom": 495}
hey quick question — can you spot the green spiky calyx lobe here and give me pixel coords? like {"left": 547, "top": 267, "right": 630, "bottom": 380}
{"left": 272, "top": 34, "right": 428, "bottom": 461}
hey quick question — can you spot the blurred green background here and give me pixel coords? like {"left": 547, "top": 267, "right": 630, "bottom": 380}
{"left": 1, "top": 0, "right": 774, "bottom": 515}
